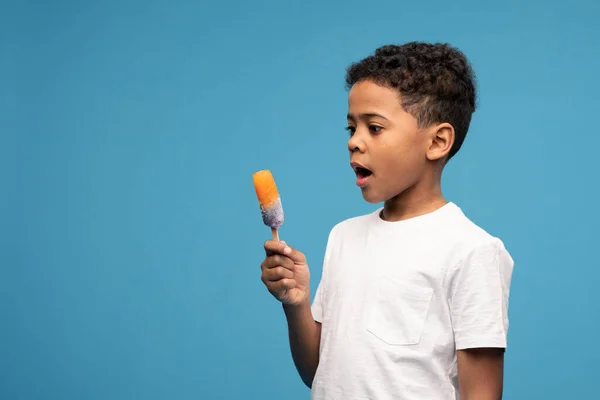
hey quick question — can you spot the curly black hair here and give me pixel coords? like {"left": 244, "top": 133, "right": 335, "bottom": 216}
{"left": 345, "top": 42, "right": 477, "bottom": 161}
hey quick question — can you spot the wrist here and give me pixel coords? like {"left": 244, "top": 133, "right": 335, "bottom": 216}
{"left": 282, "top": 298, "right": 311, "bottom": 313}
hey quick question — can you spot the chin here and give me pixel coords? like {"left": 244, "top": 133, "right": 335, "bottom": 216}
{"left": 360, "top": 187, "right": 384, "bottom": 204}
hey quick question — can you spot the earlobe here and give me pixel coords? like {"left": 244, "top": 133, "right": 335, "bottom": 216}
{"left": 426, "top": 123, "right": 454, "bottom": 161}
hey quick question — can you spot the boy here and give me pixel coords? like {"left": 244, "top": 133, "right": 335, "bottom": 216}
{"left": 260, "top": 42, "right": 514, "bottom": 399}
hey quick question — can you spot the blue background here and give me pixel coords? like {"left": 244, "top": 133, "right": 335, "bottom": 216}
{"left": 3, "top": 0, "right": 599, "bottom": 398}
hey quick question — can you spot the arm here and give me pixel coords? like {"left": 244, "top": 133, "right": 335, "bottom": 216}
{"left": 261, "top": 240, "right": 322, "bottom": 388}
{"left": 283, "top": 302, "right": 321, "bottom": 388}
{"left": 447, "top": 240, "right": 514, "bottom": 399}
{"left": 458, "top": 348, "right": 505, "bottom": 400}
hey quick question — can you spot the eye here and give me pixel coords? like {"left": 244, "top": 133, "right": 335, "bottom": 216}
{"left": 369, "top": 125, "right": 383, "bottom": 134}
{"left": 345, "top": 126, "right": 356, "bottom": 136}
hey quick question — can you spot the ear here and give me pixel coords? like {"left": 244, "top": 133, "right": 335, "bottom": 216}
{"left": 426, "top": 123, "right": 454, "bottom": 161}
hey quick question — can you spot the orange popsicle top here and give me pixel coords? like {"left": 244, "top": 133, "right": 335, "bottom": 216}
{"left": 253, "top": 170, "right": 280, "bottom": 208}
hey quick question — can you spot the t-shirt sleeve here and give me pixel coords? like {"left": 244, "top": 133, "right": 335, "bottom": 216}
{"left": 311, "top": 278, "right": 325, "bottom": 323}
{"left": 311, "top": 226, "right": 337, "bottom": 323}
{"left": 447, "top": 239, "right": 514, "bottom": 350}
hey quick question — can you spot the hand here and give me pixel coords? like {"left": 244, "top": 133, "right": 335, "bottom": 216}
{"left": 261, "top": 240, "right": 310, "bottom": 306}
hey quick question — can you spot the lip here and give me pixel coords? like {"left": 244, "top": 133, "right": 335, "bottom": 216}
{"left": 350, "top": 161, "right": 370, "bottom": 172}
{"left": 355, "top": 174, "right": 371, "bottom": 187}
{"left": 350, "top": 161, "right": 373, "bottom": 187}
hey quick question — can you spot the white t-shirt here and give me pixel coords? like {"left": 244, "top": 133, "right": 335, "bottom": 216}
{"left": 310, "top": 202, "right": 514, "bottom": 399}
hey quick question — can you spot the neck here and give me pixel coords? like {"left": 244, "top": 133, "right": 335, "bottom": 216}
{"left": 381, "top": 169, "right": 447, "bottom": 222}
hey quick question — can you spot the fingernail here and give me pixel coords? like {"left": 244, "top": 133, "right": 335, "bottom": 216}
{"left": 283, "top": 247, "right": 291, "bottom": 255}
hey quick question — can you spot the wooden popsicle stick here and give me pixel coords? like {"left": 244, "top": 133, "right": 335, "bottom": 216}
{"left": 271, "top": 227, "right": 279, "bottom": 241}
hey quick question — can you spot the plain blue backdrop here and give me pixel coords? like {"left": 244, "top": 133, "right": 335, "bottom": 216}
{"left": 3, "top": 0, "right": 599, "bottom": 398}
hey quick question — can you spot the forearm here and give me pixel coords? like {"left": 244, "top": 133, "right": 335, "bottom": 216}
{"left": 283, "top": 300, "right": 321, "bottom": 388}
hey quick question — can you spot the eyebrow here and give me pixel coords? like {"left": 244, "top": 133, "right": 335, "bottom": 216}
{"left": 347, "top": 112, "right": 390, "bottom": 121}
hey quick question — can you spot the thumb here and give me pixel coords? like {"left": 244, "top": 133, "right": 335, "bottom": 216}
{"left": 282, "top": 243, "right": 306, "bottom": 264}
{"left": 264, "top": 240, "right": 306, "bottom": 263}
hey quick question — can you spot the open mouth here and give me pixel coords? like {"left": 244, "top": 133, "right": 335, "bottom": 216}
{"left": 355, "top": 166, "right": 372, "bottom": 179}
{"left": 351, "top": 162, "right": 373, "bottom": 186}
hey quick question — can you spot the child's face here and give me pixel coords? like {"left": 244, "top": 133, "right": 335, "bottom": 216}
{"left": 346, "top": 80, "right": 432, "bottom": 204}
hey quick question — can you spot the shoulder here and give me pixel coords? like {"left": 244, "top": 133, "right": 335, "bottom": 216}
{"left": 442, "top": 204, "right": 514, "bottom": 284}
{"left": 327, "top": 209, "right": 377, "bottom": 239}
{"left": 319, "top": 210, "right": 377, "bottom": 256}
{"left": 442, "top": 203, "right": 512, "bottom": 258}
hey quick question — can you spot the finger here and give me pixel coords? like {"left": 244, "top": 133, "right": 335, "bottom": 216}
{"left": 264, "top": 240, "right": 288, "bottom": 256}
{"left": 267, "top": 278, "right": 297, "bottom": 292}
{"left": 263, "top": 266, "right": 294, "bottom": 281}
{"left": 262, "top": 254, "right": 295, "bottom": 271}
{"left": 264, "top": 240, "right": 306, "bottom": 264}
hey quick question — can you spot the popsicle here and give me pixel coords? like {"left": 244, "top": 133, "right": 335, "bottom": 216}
{"left": 253, "top": 170, "right": 284, "bottom": 241}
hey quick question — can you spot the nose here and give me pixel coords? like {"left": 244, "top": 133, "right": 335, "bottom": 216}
{"left": 348, "top": 133, "right": 366, "bottom": 153}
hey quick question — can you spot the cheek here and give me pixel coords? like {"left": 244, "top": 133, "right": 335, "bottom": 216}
{"left": 380, "top": 141, "right": 416, "bottom": 169}
{"left": 378, "top": 139, "right": 424, "bottom": 178}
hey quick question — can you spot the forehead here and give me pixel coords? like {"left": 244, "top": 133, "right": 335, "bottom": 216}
{"left": 347, "top": 80, "right": 402, "bottom": 113}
